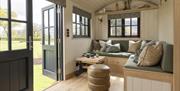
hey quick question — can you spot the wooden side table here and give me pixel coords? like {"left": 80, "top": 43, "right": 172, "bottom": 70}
{"left": 75, "top": 56, "right": 106, "bottom": 75}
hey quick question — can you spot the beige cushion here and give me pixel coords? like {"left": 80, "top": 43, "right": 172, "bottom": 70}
{"left": 128, "top": 41, "right": 141, "bottom": 53}
{"left": 138, "top": 42, "right": 163, "bottom": 67}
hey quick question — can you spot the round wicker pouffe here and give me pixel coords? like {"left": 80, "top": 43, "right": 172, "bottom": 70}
{"left": 88, "top": 64, "right": 110, "bottom": 91}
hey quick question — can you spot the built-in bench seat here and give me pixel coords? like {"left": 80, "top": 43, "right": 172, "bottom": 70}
{"left": 95, "top": 51, "right": 132, "bottom": 58}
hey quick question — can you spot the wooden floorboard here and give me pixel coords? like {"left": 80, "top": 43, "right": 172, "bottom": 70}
{"left": 45, "top": 73, "right": 124, "bottom": 91}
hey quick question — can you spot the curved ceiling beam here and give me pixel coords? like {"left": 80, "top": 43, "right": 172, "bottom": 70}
{"left": 95, "top": 0, "right": 124, "bottom": 13}
{"left": 133, "top": 0, "right": 159, "bottom": 7}
{"left": 95, "top": 0, "right": 159, "bottom": 13}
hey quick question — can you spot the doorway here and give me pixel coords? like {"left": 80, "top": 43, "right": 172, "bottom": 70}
{"left": 33, "top": 0, "right": 63, "bottom": 91}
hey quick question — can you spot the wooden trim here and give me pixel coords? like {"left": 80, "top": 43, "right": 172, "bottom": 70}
{"left": 65, "top": 72, "right": 75, "bottom": 80}
{"left": 124, "top": 68, "right": 173, "bottom": 83}
{"left": 124, "top": 68, "right": 173, "bottom": 91}
{"left": 174, "top": 0, "right": 180, "bottom": 91}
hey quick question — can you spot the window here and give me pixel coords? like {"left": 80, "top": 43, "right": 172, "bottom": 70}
{"left": 108, "top": 13, "right": 140, "bottom": 38}
{"left": 72, "top": 7, "right": 91, "bottom": 38}
{"left": 0, "top": 0, "right": 28, "bottom": 51}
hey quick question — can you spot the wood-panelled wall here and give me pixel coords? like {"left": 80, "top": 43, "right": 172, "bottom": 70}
{"left": 174, "top": 0, "right": 180, "bottom": 91}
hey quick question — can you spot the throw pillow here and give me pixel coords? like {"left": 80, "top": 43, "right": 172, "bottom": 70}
{"left": 99, "top": 40, "right": 112, "bottom": 52}
{"left": 91, "top": 40, "right": 101, "bottom": 51}
{"left": 128, "top": 40, "right": 141, "bottom": 53}
{"left": 105, "top": 43, "right": 121, "bottom": 53}
{"left": 133, "top": 40, "right": 157, "bottom": 63}
{"left": 137, "top": 42, "right": 163, "bottom": 67}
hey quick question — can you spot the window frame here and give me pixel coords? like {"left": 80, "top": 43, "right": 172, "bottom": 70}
{"left": 72, "top": 13, "right": 91, "bottom": 38}
{"left": 108, "top": 17, "right": 140, "bottom": 38}
{"left": 0, "top": 0, "right": 29, "bottom": 51}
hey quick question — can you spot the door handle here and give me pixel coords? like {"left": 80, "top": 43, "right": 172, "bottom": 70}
{"left": 28, "top": 36, "right": 33, "bottom": 51}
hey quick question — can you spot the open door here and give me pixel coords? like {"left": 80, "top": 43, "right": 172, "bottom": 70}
{"left": 42, "top": 5, "right": 63, "bottom": 80}
{"left": 0, "top": 0, "right": 33, "bottom": 91}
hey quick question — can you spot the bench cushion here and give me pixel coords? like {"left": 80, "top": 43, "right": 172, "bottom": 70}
{"left": 161, "top": 43, "right": 173, "bottom": 73}
{"left": 95, "top": 52, "right": 133, "bottom": 58}
{"left": 124, "top": 55, "right": 164, "bottom": 73}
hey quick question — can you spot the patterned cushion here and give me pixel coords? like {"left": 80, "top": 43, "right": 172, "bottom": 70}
{"left": 91, "top": 40, "right": 101, "bottom": 51}
{"left": 138, "top": 42, "right": 163, "bottom": 67}
{"left": 105, "top": 43, "right": 120, "bottom": 53}
{"left": 128, "top": 41, "right": 141, "bottom": 53}
{"left": 99, "top": 40, "right": 112, "bottom": 52}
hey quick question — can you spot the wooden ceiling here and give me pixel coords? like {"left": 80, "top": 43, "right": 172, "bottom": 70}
{"left": 73, "top": 0, "right": 161, "bottom": 14}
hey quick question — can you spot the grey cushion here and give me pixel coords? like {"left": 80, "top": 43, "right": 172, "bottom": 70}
{"left": 105, "top": 44, "right": 120, "bottom": 53}
{"left": 124, "top": 55, "right": 164, "bottom": 73}
{"left": 112, "top": 40, "right": 129, "bottom": 52}
{"left": 95, "top": 52, "right": 132, "bottom": 58}
{"left": 161, "top": 43, "right": 173, "bottom": 73}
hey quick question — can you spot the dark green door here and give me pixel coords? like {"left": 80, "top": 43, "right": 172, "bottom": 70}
{"left": 42, "top": 5, "right": 63, "bottom": 80}
{"left": 0, "top": 0, "right": 33, "bottom": 91}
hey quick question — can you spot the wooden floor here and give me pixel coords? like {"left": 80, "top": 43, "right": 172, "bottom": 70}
{"left": 45, "top": 73, "right": 124, "bottom": 91}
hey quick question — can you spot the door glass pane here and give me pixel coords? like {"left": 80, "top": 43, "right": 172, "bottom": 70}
{"left": 72, "top": 13, "right": 76, "bottom": 22}
{"left": 125, "top": 18, "right": 131, "bottom": 25}
{"left": 50, "top": 28, "right": 54, "bottom": 45}
{"left": 44, "top": 11, "right": 48, "bottom": 28}
{"left": 125, "top": 26, "right": 131, "bottom": 36}
{"left": 77, "top": 24, "right": 80, "bottom": 35}
{"left": 44, "top": 28, "right": 48, "bottom": 45}
{"left": 117, "top": 19, "right": 122, "bottom": 26}
{"left": 110, "top": 27, "right": 115, "bottom": 36}
{"left": 0, "top": 20, "right": 8, "bottom": 51}
{"left": 132, "top": 18, "right": 138, "bottom": 25}
{"left": 132, "top": 26, "right": 138, "bottom": 36}
{"left": 12, "top": 22, "right": 27, "bottom": 50}
{"left": 11, "top": 0, "right": 26, "bottom": 20}
{"left": 49, "top": 9, "right": 54, "bottom": 27}
{"left": 110, "top": 19, "right": 116, "bottom": 26}
{"left": 0, "top": 0, "right": 8, "bottom": 18}
{"left": 73, "top": 24, "right": 76, "bottom": 35}
{"left": 117, "top": 27, "right": 122, "bottom": 36}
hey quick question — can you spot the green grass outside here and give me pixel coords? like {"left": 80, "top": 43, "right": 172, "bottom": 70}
{"left": 0, "top": 40, "right": 42, "bottom": 59}
{"left": 34, "top": 65, "right": 55, "bottom": 91}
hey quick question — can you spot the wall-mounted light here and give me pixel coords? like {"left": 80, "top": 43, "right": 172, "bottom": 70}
{"left": 98, "top": 16, "right": 103, "bottom": 23}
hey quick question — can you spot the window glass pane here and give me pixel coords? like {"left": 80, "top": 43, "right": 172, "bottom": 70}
{"left": 44, "top": 28, "right": 48, "bottom": 45}
{"left": 85, "top": 26, "right": 88, "bottom": 36}
{"left": 110, "top": 27, "right": 116, "bottom": 36}
{"left": 77, "top": 15, "right": 80, "bottom": 23}
{"left": 0, "top": 0, "right": 8, "bottom": 18}
{"left": 132, "top": 26, "right": 138, "bottom": 36}
{"left": 82, "top": 17, "right": 85, "bottom": 24}
{"left": 132, "top": 18, "right": 138, "bottom": 25}
{"left": 49, "top": 9, "right": 54, "bottom": 27}
{"left": 125, "top": 18, "right": 131, "bottom": 25}
{"left": 77, "top": 24, "right": 80, "bottom": 35}
{"left": 12, "top": 22, "right": 27, "bottom": 50}
{"left": 85, "top": 18, "right": 88, "bottom": 25}
{"left": 117, "top": 19, "right": 122, "bottom": 26}
{"left": 117, "top": 27, "right": 122, "bottom": 36}
{"left": 73, "top": 24, "right": 76, "bottom": 35}
{"left": 50, "top": 28, "right": 54, "bottom": 45}
{"left": 110, "top": 19, "right": 116, "bottom": 26}
{"left": 44, "top": 11, "right": 48, "bottom": 28}
{"left": 81, "top": 25, "right": 85, "bottom": 35}
{"left": 0, "top": 20, "right": 8, "bottom": 51}
{"left": 125, "top": 26, "right": 131, "bottom": 36}
{"left": 11, "top": 0, "right": 26, "bottom": 20}
{"left": 73, "top": 13, "right": 76, "bottom": 22}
